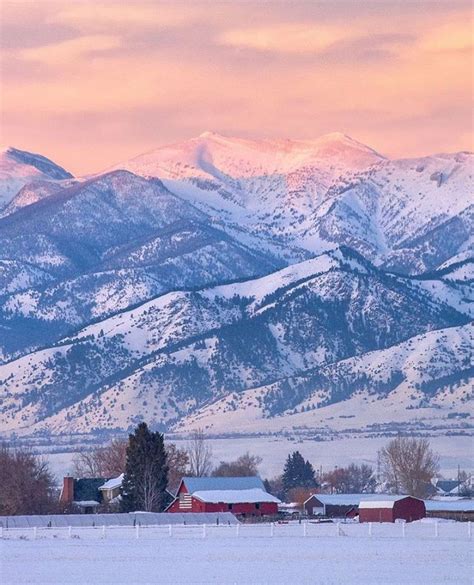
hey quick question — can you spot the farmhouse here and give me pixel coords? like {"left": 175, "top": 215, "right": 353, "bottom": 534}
{"left": 60, "top": 473, "right": 124, "bottom": 512}
{"left": 60, "top": 476, "right": 106, "bottom": 513}
{"left": 359, "top": 496, "right": 425, "bottom": 523}
{"left": 166, "top": 476, "right": 280, "bottom": 517}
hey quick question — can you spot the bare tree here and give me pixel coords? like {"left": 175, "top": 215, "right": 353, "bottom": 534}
{"left": 458, "top": 469, "right": 473, "bottom": 497}
{"left": 212, "top": 452, "right": 262, "bottom": 477}
{"left": 73, "top": 438, "right": 128, "bottom": 478}
{"left": 0, "top": 444, "right": 57, "bottom": 515}
{"left": 166, "top": 443, "right": 190, "bottom": 493}
{"left": 378, "top": 437, "right": 439, "bottom": 498}
{"left": 323, "top": 464, "right": 376, "bottom": 494}
{"left": 187, "top": 429, "right": 213, "bottom": 477}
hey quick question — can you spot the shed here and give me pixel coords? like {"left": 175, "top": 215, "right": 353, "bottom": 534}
{"left": 424, "top": 498, "right": 474, "bottom": 521}
{"left": 304, "top": 494, "right": 384, "bottom": 518}
{"left": 359, "top": 496, "right": 425, "bottom": 523}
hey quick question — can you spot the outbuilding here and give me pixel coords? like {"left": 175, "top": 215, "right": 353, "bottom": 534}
{"left": 359, "top": 496, "right": 425, "bottom": 523}
{"left": 424, "top": 498, "right": 474, "bottom": 521}
{"left": 166, "top": 476, "right": 280, "bottom": 517}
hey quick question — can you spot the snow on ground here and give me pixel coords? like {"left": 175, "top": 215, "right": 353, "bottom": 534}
{"left": 1, "top": 522, "right": 471, "bottom": 585}
{"left": 43, "top": 435, "right": 474, "bottom": 483}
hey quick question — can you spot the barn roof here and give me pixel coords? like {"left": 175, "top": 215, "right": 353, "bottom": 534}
{"left": 182, "top": 476, "right": 265, "bottom": 494}
{"left": 193, "top": 488, "right": 281, "bottom": 504}
{"left": 359, "top": 497, "right": 413, "bottom": 509}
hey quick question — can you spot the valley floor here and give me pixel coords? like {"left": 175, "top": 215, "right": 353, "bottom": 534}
{"left": 43, "top": 434, "right": 474, "bottom": 480}
{"left": 1, "top": 522, "right": 471, "bottom": 585}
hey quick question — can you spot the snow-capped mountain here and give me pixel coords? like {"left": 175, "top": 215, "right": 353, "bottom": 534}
{"left": 0, "top": 247, "right": 471, "bottom": 435}
{"left": 0, "top": 146, "right": 74, "bottom": 210}
{"left": 113, "top": 132, "right": 473, "bottom": 275}
{"left": 0, "top": 133, "right": 472, "bottom": 439}
{"left": 0, "top": 170, "right": 282, "bottom": 361}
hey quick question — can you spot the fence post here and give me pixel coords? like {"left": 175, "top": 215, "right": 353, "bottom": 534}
{"left": 336, "top": 522, "right": 341, "bottom": 537}
{"left": 468, "top": 521, "right": 471, "bottom": 539}
{"left": 368, "top": 522, "right": 372, "bottom": 537}
{"left": 270, "top": 523, "right": 274, "bottom": 537}
{"left": 102, "top": 525, "right": 106, "bottom": 539}
{"left": 303, "top": 522, "right": 307, "bottom": 537}
{"left": 435, "top": 521, "right": 439, "bottom": 538}
{"left": 168, "top": 524, "right": 172, "bottom": 537}
{"left": 135, "top": 524, "right": 140, "bottom": 539}
{"left": 202, "top": 524, "right": 206, "bottom": 539}
{"left": 33, "top": 527, "right": 37, "bottom": 540}
{"left": 236, "top": 524, "right": 240, "bottom": 537}
{"left": 0, "top": 526, "right": 3, "bottom": 540}
{"left": 68, "top": 526, "right": 72, "bottom": 539}
{"left": 402, "top": 522, "right": 405, "bottom": 538}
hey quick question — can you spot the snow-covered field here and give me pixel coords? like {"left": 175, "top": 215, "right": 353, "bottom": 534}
{"left": 44, "top": 435, "right": 474, "bottom": 481}
{"left": 1, "top": 522, "right": 472, "bottom": 585}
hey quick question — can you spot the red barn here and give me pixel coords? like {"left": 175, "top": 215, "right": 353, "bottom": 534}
{"left": 359, "top": 496, "right": 426, "bottom": 523}
{"left": 166, "top": 476, "right": 280, "bottom": 517}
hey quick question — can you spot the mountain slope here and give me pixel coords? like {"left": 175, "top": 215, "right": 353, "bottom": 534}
{"left": 112, "top": 134, "right": 472, "bottom": 274}
{"left": 0, "top": 135, "right": 472, "bottom": 439}
{"left": 0, "top": 173, "right": 283, "bottom": 362}
{"left": 0, "top": 147, "right": 73, "bottom": 210}
{"left": 0, "top": 248, "right": 470, "bottom": 434}
{"left": 173, "top": 322, "right": 474, "bottom": 435}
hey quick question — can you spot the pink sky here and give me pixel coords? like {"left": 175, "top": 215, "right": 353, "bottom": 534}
{"left": 0, "top": 0, "right": 472, "bottom": 175}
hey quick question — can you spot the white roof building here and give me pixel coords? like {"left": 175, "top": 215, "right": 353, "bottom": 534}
{"left": 192, "top": 488, "right": 280, "bottom": 504}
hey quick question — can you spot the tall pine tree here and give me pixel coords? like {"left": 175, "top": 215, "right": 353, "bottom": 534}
{"left": 121, "top": 422, "right": 169, "bottom": 512}
{"left": 281, "top": 451, "right": 317, "bottom": 496}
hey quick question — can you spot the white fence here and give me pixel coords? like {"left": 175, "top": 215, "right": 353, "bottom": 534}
{"left": 1, "top": 520, "right": 471, "bottom": 541}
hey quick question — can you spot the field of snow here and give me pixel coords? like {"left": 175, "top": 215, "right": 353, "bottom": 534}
{"left": 1, "top": 521, "right": 471, "bottom": 585}
{"left": 43, "top": 435, "right": 474, "bottom": 481}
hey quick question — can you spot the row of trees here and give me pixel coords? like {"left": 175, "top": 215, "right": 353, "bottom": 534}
{"left": 0, "top": 427, "right": 466, "bottom": 516}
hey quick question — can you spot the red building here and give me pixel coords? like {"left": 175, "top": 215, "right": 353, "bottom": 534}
{"left": 166, "top": 476, "right": 280, "bottom": 517}
{"left": 359, "top": 496, "right": 426, "bottom": 523}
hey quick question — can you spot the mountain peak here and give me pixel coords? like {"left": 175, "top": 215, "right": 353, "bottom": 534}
{"left": 199, "top": 130, "right": 221, "bottom": 139}
{"left": 310, "top": 132, "right": 385, "bottom": 158}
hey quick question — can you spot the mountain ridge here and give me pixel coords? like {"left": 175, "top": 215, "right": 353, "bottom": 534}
{"left": 0, "top": 134, "right": 472, "bottom": 439}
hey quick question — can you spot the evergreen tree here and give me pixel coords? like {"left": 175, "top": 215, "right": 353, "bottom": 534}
{"left": 281, "top": 451, "right": 317, "bottom": 496}
{"left": 121, "top": 422, "right": 168, "bottom": 512}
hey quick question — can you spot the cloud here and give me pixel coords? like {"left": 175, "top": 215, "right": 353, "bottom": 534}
{"left": 49, "top": 3, "right": 202, "bottom": 32}
{"left": 1, "top": 1, "right": 471, "bottom": 174}
{"left": 420, "top": 19, "right": 473, "bottom": 52}
{"left": 217, "top": 23, "right": 349, "bottom": 54}
{"left": 18, "top": 35, "right": 122, "bottom": 66}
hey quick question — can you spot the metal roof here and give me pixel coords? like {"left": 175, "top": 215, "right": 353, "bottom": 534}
{"left": 182, "top": 476, "right": 265, "bottom": 494}
{"left": 0, "top": 512, "right": 239, "bottom": 529}
{"left": 425, "top": 499, "right": 474, "bottom": 512}
{"left": 304, "top": 494, "right": 407, "bottom": 506}
{"left": 359, "top": 497, "right": 413, "bottom": 509}
{"left": 435, "top": 480, "right": 461, "bottom": 494}
{"left": 193, "top": 488, "right": 281, "bottom": 504}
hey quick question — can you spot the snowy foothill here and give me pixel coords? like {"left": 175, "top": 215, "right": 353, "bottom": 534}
{"left": 1, "top": 521, "right": 472, "bottom": 585}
